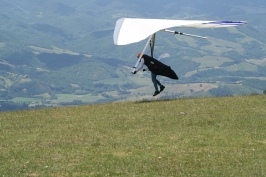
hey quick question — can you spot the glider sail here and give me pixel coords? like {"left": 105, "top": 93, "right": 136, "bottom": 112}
{"left": 113, "top": 18, "right": 247, "bottom": 73}
{"left": 113, "top": 18, "right": 247, "bottom": 45}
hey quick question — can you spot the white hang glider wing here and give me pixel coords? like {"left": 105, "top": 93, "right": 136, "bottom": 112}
{"left": 113, "top": 18, "right": 247, "bottom": 73}
{"left": 113, "top": 18, "right": 247, "bottom": 45}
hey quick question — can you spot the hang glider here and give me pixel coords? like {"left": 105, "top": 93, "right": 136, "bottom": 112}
{"left": 113, "top": 18, "right": 247, "bottom": 73}
{"left": 114, "top": 18, "right": 247, "bottom": 46}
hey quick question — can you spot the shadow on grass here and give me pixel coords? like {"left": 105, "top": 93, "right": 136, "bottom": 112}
{"left": 133, "top": 98, "right": 178, "bottom": 104}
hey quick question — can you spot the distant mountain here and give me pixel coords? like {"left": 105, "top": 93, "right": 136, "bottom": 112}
{"left": 0, "top": 0, "right": 266, "bottom": 110}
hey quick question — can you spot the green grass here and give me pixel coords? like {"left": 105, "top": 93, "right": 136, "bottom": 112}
{"left": 0, "top": 42, "right": 5, "bottom": 47}
{"left": 192, "top": 56, "right": 232, "bottom": 68}
{"left": 225, "top": 62, "right": 258, "bottom": 72}
{"left": 1, "top": 95, "right": 266, "bottom": 176}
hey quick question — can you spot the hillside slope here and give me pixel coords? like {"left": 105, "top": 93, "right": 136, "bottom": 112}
{"left": 1, "top": 95, "right": 266, "bottom": 176}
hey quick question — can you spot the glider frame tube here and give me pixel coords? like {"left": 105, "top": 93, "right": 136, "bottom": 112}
{"left": 162, "top": 29, "right": 207, "bottom": 39}
{"left": 132, "top": 34, "right": 154, "bottom": 73}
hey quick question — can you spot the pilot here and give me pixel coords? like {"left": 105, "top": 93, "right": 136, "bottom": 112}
{"left": 133, "top": 53, "right": 166, "bottom": 96}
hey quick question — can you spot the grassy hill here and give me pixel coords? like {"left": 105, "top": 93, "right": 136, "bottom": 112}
{"left": 1, "top": 95, "right": 265, "bottom": 176}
